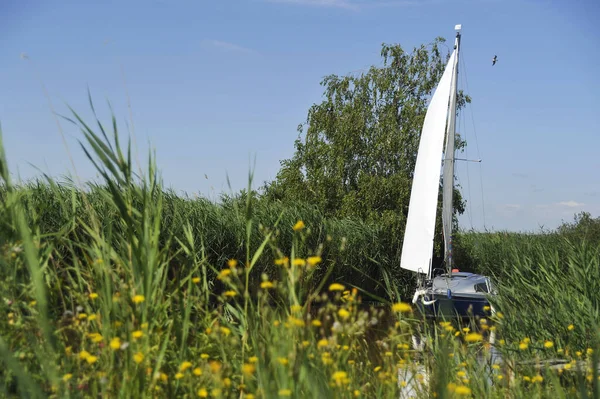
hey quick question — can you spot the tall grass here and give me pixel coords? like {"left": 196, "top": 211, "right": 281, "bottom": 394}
{"left": 0, "top": 106, "right": 599, "bottom": 398}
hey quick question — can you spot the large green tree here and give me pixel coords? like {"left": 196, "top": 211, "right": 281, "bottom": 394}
{"left": 264, "top": 37, "right": 470, "bottom": 271}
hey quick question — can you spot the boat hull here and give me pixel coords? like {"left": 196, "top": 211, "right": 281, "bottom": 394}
{"left": 415, "top": 292, "right": 490, "bottom": 320}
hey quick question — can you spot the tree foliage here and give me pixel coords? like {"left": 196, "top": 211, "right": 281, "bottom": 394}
{"left": 264, "top": 37, "right": 471, "bottom": 276}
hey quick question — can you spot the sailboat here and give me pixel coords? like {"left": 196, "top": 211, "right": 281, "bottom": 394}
{"left": 400, "top": 24, "right": 495, "bottom": 320}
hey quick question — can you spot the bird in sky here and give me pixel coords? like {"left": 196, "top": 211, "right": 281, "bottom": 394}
{"left": 492, "top": 55, "right": 498, "bottom": 66}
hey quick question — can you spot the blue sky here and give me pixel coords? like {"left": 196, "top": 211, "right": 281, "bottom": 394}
{"left": 1, "top": 0, "right": 599, "bottom": 232}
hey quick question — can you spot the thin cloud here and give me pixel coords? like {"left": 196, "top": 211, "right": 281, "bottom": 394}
{"left": 556, "top": 201, "right": 585, "bottom": 208}
{"left": 201, "top": 40, "right": 257, "bottom": 55}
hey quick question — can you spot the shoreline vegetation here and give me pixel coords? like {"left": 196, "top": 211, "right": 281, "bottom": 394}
{"left": 0, "top": 106, "right": 599, "bottom": 398}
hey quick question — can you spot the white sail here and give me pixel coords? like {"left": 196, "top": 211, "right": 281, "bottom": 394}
{"left": 400, "top": 49, "right": 457, "bottom": 275}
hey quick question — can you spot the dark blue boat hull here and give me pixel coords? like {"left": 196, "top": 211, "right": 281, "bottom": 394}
{"left": 415, "top": 293, "right": 490, "bottom": 319}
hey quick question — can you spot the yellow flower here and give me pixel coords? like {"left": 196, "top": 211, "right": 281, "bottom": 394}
{"left": 454, "top": 385, "right": 471, "bottom": 396}
{"left": 110, "top": 337, "right": 121, "bottom": 350}
{"left": 293, "top": 258, "right": 306, "bottom": 267}
{"left": 568, "top": 324, "right": 575, "bottom": 331}
{"left": 291, "top": 304, "right": 302, "bottom": 312}
{"left": 385, "top": 351, "right": 392, "bottom": 357}
{"left": 457, "top": 371, "right": 466, "bottom": 378}
{"left": 465, "top": 332, "right": 483, "bottom": 342}
{"left": 62, "top": 373, "right": 73, "bottom": 382}
{"left": 78, "top": 313, "right": 87, "bottom": 320}
{"left": 175, "top": 373, "right": 184, "bottom": 380}
{"left": 275, "top": 257, "right": 289, "bottom": 266}
{"left": 312, "top": 320, "right": 322, "bottom": 327}
{"left": 192, "top": 277, "right": 201, "bottom": 284}
{"left": 242, "top": 363, "right": 256, "bottom": 375}
{"left": 277, "top": 357, "right": 289, "bottom": 365}
{"left": 483, "top": 305, "right": 490, "bottom": 311}
{"left": 217, "top": 269, "right": 232, "bottom": 280}
{"left": 133, "top": 295, "right": 145, "bottom": 304}
{"left": 86, "top": 355, "right": 98, "bottom": 364}
{"left": 392, "top": 302, "right": 412, "bottom": 313}
{"left": 260, "top": 281, "right": 274, "bottom": 289}
{"left": 193, "top": 368, "right": 202, "bottom": 376}
{"left": 197, "top": 388, "right": 208, "bottom": 398}
{"left": 492, "top": 364, "right": 500, "bottom": 370}
{"left": 141, "top": 322, "right": 148, "bottom": 329}
{"left": 159, "top": 372, "right": 168, "bottom": 382}
{"left": 329, "top": 283, "right": 345, "bottom": 291}
{"left": 532, "top": 375, "right": 543, "bottom": 383}
{"left": 89, "top": 333, "right": 103, "bottom": 343}
{"left": 249, "top": 356, "right": 258, "bottom": 363}
{"left": 132, "top": 330, "right": 143, "bottom": 339}
{"left": 220, "top": 327, "right": 231, "bottom": 336}
{"left": 307, "top": 256, "right": 322, "bottom": 266}
{"left": 374, "top": 366, "right": 382, "bottom": 372}
{"left": 88, "top": 314, "right": 97, "bottom": 321}
{"left": 180, "top": 361, "right": 193, "bottom": 372}
{"left": 224, "top": 290, "right": 237, "bottom": 297}
{"left": 227, "top": 259, "right": 238, "bottom": 268}
{"left": 519, "top": 342, "right": 528, "bottom": 350}
{"left": 354, "top": 390, "right": 360, "bottom": 397}
{"left": 544, "top": 340, "right": 554, "bottom": 348}
{"left": 338, "top": 309, "right": 350, "bottom": 320}
{"left": 223, "top": 377, "right": 231, "bottom": 387}
{"left": 209, "top": 361, "right": 222, "bottom": 373}
{"left": 79, "top": 350, "right": 91, "bottom": 360}
{"left": 318, "top": 339, "right": 329, "bottom": 348}
{"left": 133, "top": 352, "right": 144, "bottom": 364}
{"left": 302, "top": 341, "right": 310, "bottom": 347}
{"left": 89, "top": 293, "right": 98, "bottom": 300}
{"left": 246, "top": 395, "right": 256, "bottom": 399}
{"left": 201, "top": 353, "right": 210, "bottom": 359}
{"left": 293, "top": 220, "right": 305, "bottom": 231}
{"left": 332, "top": 371, "right": 348, "bottom": 385}
{"left": 279, "top": 389, "right": 292, "bottom": 396}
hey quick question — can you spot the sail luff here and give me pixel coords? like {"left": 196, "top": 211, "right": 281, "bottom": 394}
{"left": 400, "top": 49, "right": 457, "bottom": 276}
{"left": 442, "top": 33, "right": 461, "bottom": 274}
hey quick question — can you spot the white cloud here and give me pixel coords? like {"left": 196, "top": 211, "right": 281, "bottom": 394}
{"left": 556, "top": 201, "right": 585, "bottom": 208}
{"left": 200, "top": 40, "right": 257, "bottom": 55}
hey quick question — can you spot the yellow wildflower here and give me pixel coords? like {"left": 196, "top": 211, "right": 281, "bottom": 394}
{"left": 279, "top": 388, "right": 292, "bottom": 396}
{"left": 354, "top": 390, "right": 360, "bottom": 397}
{"left": 312, "top": 320, "right": 322, "bottom": 327}
{"left": 332, "top": 371, "right": 348, "bottom": 385}
{"left": 329, "top": 283, "right": 345, "bottom": 291}
{"left": 532, "top": 375, "right": 543, "bottom": 383}
{"left": 132, "top": 330, "right": 143, "bottom": 339}
{"left": 180, "top": 361, "right": 193, "bottom": 372}
{"left": 197, "top": 388, "right": 208, "bottom": 398}
{"left": 86, "top": 355, "right": 98, "bottom": 365}
{"left": 79, "top": 350, "right": 91, "bottom": 360}
{"left": 133, "top": 295, "right": 145, "bottom": 304}
{"left": 291, "top": 304, "right": 302, "bottom": 312}
{"left": 62, "top": 373, "right": 73, "bottom": 382}
{"left": 318, "top": 339, "right": 329, "bottom": 348}
{"left": 292, "top": 258, "right": 305, "bottom": 267}
{"left": 307, "top": 256, "right": 322, "bottom": 266}
{"left": 78, "top": 313, "right": 87, "bottom": 320}
{"left": 175, "top": 373, "right": 184, "bottom": 380}
{"left": 374, "top": 366, "right": 382, "bottom": 372}
{"left": 141, "top": 322, "right": 148, "bottom": 329}
{"left": 277, "top": 357, "right": 289, "bottom": 366}
{"left": 454, "top": 386, "right": 471, "bottom": 396}
{"left": 160, "top": 372, "right": 168, "bottom": 382}
{"left": 302, "top": 341, "right": 310, "bottom": 347}
{"left": 133, "top": 352, "right": 144, "bottom": 364}
{"left": 260, "top": 281, "right": 274, "bottom": 289}
{"left": 224, "top": 290, "right": 237, "bottom": 297}
{"left": 544, "top": 340, "right": 554, "bottom": 348}
{"left": 249, "top": 356, "right": 258, "bottom": 363}
{"left": 227, "top": 259, "right": 238, "bottom": 268}
{"left": 465, "top": 333, "right": 483, "bottom": 342}
{"left": 192, "top": 277, "right": 201, "bottom": 284}
{"left": 220, "top": 327, "right": 231, "bottom": 336}
{"left": 242, "top": 363, "right": 256, "bottom": 375}
{"left": 217, "top": 269, "right": 232, "bottom": 280}
{"left": 519, "top": 342, "right": 528, "bottom": 350}
{"left": 89, "top": 293, "right": 98, "bottom": 300}
{"left": 223, "top": 377, "right": 231, "bottom": 387}
{"left": 193, "top": 368, "right": 202, "bottom": 376}
{"left": 209, "top": 361, "right": 222, "bottom": 373}
{"left": 392, "top": 302, "right": 412, "bottom": 313}
{"left": 483, "top": 305, "right": 490, "bottom": 311}
{"left": 88, "top": 314, "right": 97, "bottom": 321}
{"left": 110, "top": 337, "right": 121, "bottom": 350}
{"left": 457, "top": 371, "right": 466, "bottom": 378}
{"left": 275, "top": 257, "right": 289, "bottom": 266}
{"left": 201, "top": 353, "right": 210, "bottom": 359}
{"left": 568, "top": 324, "right": 575, "bottom": 331}
{"left": 293, "top": 220, "right": 305, "bottom": 231}
{"left": 338, "top": 309, "right": 350, "bottom": 320}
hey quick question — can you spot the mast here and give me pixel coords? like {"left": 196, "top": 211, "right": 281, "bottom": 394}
{"left": 442, "top": 25, "right": 461, "bottom": 276}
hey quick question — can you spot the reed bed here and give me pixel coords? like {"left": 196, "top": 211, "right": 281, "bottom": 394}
{"left": 0, "top": 109, "right": 598, "bottom": 398}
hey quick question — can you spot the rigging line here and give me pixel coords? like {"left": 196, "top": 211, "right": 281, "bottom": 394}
{"left": 460, "top": 52, "right": 487, "bottom": 230}
{"left": 458, "top": 57, "right": 473, "bottom": 230}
